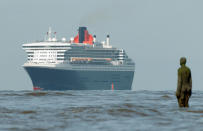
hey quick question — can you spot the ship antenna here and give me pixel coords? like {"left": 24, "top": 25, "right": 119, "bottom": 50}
{"left": 54, "top": 32, "right": 56, "bottom": 39}
{"left": 48, "top": 27, "right": 52, "bottom": 41}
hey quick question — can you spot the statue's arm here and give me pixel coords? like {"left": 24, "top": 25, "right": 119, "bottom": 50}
{"left": 176, "top": 70, "right": 182, "bottom": 98}
{"left": 189, "top": 70, "right": 192, "bottom": 89}
{"left": 189, "top": 70, "right": 192, "bottom": 96}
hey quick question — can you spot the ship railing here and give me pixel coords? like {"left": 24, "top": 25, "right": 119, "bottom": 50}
{"left": 67, "top": 64, "right": 135, "bottom": 71}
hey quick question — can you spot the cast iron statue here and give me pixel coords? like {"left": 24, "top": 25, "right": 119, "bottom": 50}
{"left": 176, "top": 57, "right": 192, "bottom": 107}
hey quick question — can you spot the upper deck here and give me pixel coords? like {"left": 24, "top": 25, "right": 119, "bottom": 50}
{"left": 22, "top": 27, "right": 135, "bottom": 67}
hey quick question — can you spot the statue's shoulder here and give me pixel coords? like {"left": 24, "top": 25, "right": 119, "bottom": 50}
{"left": 181, "top": 66, "right": 191, "bottom": 74}
{"left": 178, "top": 66, "right": 190, "bottom": 73}
{"left": 178, "top": 67, "right": 182, "bottom": 74}
{"left": 178, "top": 67, "right": 182, "bottom": 71}
{"left": 186, "top": 66, "right": 191, "bottom": 72}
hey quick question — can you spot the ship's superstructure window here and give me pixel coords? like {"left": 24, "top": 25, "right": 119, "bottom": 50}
{"left": 23, "top": 45, "right": 69, "bottom": 64}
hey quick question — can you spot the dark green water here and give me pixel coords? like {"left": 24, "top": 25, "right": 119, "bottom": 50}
{"left": 0, "top": 90, "right": 202, "bottom": 131}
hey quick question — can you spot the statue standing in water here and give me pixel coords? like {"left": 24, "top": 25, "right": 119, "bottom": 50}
{"left": 176, "top": 57, "right": 192, "bottom": 107}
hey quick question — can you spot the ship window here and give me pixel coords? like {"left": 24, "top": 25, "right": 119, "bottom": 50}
{"left": 57, "top": 51, "right": 64, "bottom": 53}
{"left": 57, "top": 55, "right": 64, "bottom": 57}
{"left": 57, "top": 58, "right": 64, "bottom": 60}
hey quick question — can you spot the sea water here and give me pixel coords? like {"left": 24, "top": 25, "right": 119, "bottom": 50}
{"left": 0, "top": 90, "right": 203, "bottom": 131}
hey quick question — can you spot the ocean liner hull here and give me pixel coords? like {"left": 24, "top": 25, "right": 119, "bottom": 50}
{"left": 24, "top": 66, "right": 134, "bottom": 90}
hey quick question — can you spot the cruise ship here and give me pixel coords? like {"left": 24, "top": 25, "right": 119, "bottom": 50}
{"left": 22, "top": 27, "right": 135, "bottom": 90}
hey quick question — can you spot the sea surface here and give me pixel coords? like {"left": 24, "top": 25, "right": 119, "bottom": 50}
{"left": 0, "top": 90, "right": 203, "bottom": 131}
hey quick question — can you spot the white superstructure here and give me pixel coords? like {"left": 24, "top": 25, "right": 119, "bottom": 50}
{"left": 22, "top": 27, "right": 117, "bottom": 66}
{"left": 22, "top": 28, "right": 71, "bottom": 65}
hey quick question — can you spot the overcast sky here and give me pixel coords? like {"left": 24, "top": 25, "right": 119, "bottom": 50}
{"left": 0, "top": 0, "right": 203, "bottom": 91}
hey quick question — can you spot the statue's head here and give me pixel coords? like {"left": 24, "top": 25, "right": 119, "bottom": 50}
{"left": 180, "top": 57, "right": 186, "bottom": 66}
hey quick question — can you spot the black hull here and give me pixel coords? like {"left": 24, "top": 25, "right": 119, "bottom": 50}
{"left": 24, "top": 67, "right": 134, "bottom": 90}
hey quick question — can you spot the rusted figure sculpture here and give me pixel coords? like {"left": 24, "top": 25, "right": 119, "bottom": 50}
{"left": 176, "top": 57, "right": 192, "bottom": 107}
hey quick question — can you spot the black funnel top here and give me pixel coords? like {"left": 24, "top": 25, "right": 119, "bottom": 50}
{"left": 79, "top": 27, "right": 87, "bottom": 43}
